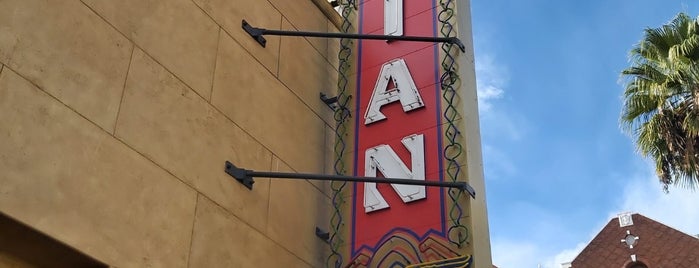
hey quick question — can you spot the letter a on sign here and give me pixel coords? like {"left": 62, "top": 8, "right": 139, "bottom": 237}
{"left": 364, "top": 134, "right": 426, "bottom": 213}
{"left": 364, "top": 59, "right": 424, "bottom": 125}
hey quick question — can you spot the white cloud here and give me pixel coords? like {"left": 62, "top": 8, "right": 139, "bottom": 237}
{"left": 490, "top": 240, "right": 584, "bottom": 268}
{"left": 541, "top": 243, "right": 586, "bottom": 268}
{"left": 475, "top": 54, "right": 507, "bottom": 112}
{"left": 491, "top": 239, "right": 540, "bottom": 268}
{"left": 480, "top": 108, "right": 526, "bottom": 142}
{"left": 475, "top": 51, "right": 528, "bottom": 143}
{"left": 482, "top": 144, "right": 517, "bottom": 180}
{"left": 491, "top": 224, "right": 601, "bottom": 268}
{"left": 617, "top": 165, "right": 699, "bottom": 236}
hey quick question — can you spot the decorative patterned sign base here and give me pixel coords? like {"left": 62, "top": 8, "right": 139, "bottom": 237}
{"left": 347, "top": 229, "right": 470, "bottom": 268}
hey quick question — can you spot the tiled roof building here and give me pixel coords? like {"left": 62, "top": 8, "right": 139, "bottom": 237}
{"left": 569, "top": 213, "right": 699, "bottom": 268}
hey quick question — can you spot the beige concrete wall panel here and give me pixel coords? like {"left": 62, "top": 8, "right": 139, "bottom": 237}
{"left": 82, "top": 0, "right": 219, "bottom": 100}
{"left": 316, "top": 123, "right": 336, "bottom": 197}
{"left": 322, "top": 67, "right": 342, "bottom": 126}
{"left": 189, "top": 195, "right": 311, "bottom": 268}
{"left": 0, "top": 0, "right": 132, "bottom": 132}
{"left": 268, "top": 0, "right": 328, "bottom": 54}
{"left": 323, "top": 66, "right": 341, "bottom": 126}
{"left": 191, "top": 0, "right": 282, "bottom": 75}
{"left": 114, "top": 49, "right": 272, "bottom": 230}
{"left": 267, "top": 157, "right": 331, "bottom": 267}
{"left": 279, "top": 19, "right": 336, "bottom": 126}
{"left": 327, "top": 20, "right": 341, "bottom": 71}
{"left": 211, "top": 34, "right": 325, "bottom": 174}
{"left": 0, "top": 68, "right": 197, "bottom": 268}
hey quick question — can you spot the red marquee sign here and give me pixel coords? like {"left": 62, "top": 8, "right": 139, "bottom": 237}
{"left": 350, "top": 0, "right": 465, "bottom": 266}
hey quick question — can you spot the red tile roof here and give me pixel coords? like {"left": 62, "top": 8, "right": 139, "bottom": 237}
{"left": 571, "top": 213, "right": 699, "bottom": 267}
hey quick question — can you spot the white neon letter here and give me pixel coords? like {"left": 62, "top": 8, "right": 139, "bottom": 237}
{"left": 364, "top": 134, "right": 426, "bottom": 213}
{"left": 385, "top": 0, "right": 404, "bottom": 36}
{"left": 364, "top": 59, "right": 424, "bottom": 125}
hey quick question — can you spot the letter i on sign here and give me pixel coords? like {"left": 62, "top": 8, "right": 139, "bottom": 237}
{"left": 385, "top": 0, "right": 404, "bottom": 36}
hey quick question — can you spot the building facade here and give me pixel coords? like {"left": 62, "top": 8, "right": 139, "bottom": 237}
{"left": 0, "top": 0, "right": 490, "bottom": 267}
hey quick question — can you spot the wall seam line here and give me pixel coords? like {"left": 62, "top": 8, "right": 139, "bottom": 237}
{"left": 280, "top": 16, "right": 333, "bottom": 75}
{"left": 269, "top": 2, "right": 329, "bottom": 63}
{"left": 186, "top": 193, "right": 201, "bottom": 268}
{"left": 277, "top": 15, "right": 284, "bottom": 77}
{"left": 208, "top": 27, "right": 222, "bottom": 103}
{"left": 270, "top": 155, "right": 333, "bottom": 200}
{"left": 198, "top": 193, "right": 317, "bottom": 267}
{"left": 112, "top": 45, "right": 136, "bottom": 136}
{"left": 1, "top": 65, "right": 114, "bottom": 134}
{"left": 277, "top": 17, "right": 338, "bottom": 127}
{"left": 188, "top": 0, "right": 282, "bottom": 78}
{"left": 265, "top": 155, "right": 275, "bottom": 233}
{"left": 78, "top": 0, "right": 215, "bottom": 105}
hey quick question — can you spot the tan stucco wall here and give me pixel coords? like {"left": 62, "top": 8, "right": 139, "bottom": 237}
{"left": 0, "top": 0, "right": 338, "bottom": 267}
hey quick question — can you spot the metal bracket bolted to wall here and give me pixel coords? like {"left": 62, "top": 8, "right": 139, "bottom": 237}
{"left": 241, "top": 20, "right": 466, "bottom": 52}
{"left": 224, "top": 161, "right": 476, "bottom": 198}
{"left": 320, "top": 93, "right": 339, "bottom": 111}
{"left": 315, "top": 227, "right": 330, "bottom": 243}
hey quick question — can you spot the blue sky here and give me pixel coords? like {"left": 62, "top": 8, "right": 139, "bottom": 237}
{"left": 471, "top": 1, "right": 699, "bottom": 267}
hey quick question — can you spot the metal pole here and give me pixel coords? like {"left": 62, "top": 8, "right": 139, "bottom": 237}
{"left": 242, "top": 20, "right": 466, "bottom": 52}
{"left": 263, "top": 29, "right": 464, "bottom": 51}
{"left": 225, "top": 161, "right": 476, "bottom": 198}
{"left": 250, "top": 170, "right": 469, "bottom": 188}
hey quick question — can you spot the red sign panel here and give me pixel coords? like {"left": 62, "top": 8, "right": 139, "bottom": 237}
{"left": 350, "top": 0, "right": 453, "bottom": 265}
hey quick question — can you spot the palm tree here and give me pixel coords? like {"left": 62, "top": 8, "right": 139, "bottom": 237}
{"left": 621, "top": 13, "right": 699, "bottom": 192}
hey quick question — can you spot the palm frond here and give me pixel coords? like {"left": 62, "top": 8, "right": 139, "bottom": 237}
{"left": 621, "top": 12, "right": 699, "bottom": 191}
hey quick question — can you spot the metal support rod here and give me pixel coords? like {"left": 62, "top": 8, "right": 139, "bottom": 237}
{"left": 225, "top": 161, "right": 475, "bottom": 198}
{"left": 242, "top": 20, "right": 466, "bottom": 52}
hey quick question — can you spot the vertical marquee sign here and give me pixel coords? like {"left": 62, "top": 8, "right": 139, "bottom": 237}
{"left": 350, "top": 0, "right": 470, "bottom": 266}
